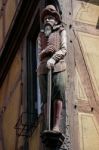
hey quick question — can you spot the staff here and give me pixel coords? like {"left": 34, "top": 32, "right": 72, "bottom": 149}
{"left": 47, "top": 69, "right": 52, "bottom": 130}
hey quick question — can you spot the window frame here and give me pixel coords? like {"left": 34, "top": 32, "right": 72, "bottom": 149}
{"left": 26, "top": 12, "right": 41, "bottom": 127}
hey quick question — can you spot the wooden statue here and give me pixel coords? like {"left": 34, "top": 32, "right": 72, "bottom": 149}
{"left": 37, "top": 5, "right": 67, "bottom": 145}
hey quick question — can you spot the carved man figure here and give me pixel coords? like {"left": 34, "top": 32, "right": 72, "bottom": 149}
{"left": 37, "top": 5, "right": 67, "bottom": 132}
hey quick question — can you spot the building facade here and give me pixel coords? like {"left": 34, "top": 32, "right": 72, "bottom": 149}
{"left": 0, "top": 0, "right": 99, "bottom": 150}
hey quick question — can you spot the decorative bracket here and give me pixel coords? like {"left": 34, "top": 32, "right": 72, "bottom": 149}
{"left": 41, "top": 130, "right": 65, "bottom": 148}
{"left": 15, "top": 112, "right": 38, "bottom": 137}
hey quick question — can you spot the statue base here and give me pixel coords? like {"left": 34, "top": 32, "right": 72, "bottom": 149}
{"left": 41, "top": 130, "right": 65, "bottom": 148}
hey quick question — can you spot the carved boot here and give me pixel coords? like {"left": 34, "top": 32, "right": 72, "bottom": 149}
{"left": 52, "top": 100, "right": 63, "bottom": 132}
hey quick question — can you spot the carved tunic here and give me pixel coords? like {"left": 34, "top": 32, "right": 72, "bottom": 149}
{"left": 37, "top": 26, "right": 67, "bottom": 75}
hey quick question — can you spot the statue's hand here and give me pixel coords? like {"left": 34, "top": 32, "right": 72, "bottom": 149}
{"left": 46, "top": 45, "right": 56, "bottom": 54}
{"left": 39, "top": 45, "right": 56, "bottom": 60}
{"left": 47, "top": 58, "right": 55, "bottom": 69}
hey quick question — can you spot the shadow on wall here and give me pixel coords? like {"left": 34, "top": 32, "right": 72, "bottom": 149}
{"left": 78, "top": 0, "right": 99, "bottom": 6}
{"left": 96, "top": 17, "right": 99, "bottom": 29}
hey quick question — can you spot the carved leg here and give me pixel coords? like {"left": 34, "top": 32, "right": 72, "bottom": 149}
{"left": 52, "top": 100, "right": 63, "bottom": 132}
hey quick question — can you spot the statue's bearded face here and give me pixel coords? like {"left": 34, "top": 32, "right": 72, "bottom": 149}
{"left": 44, "top": 15, "right": 58, "bottom": 26}
{"left": 44, "top": 15, "right": 58, "bottom": 37}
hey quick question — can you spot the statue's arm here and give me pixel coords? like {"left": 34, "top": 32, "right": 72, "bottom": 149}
{"left": 39, "top": 45, "right": 56, "bottom": 56}
{"left": 51, "top": 29, "right": 67, "bottom": 62}
{"left": 38, "top": 31, "right": 56, "bottom": 60}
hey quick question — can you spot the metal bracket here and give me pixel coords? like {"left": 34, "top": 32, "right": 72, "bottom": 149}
{"left": 15, "top": 112, "right": 38, "bottom": 137}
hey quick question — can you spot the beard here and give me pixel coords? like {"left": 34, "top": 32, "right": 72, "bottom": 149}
{"left": 44, "top": 24, "right": 52, "bottom": 37}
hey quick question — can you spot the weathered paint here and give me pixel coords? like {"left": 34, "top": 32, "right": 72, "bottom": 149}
{"left": 29, "top": 123, "right": 42, "bottom": 150}
{"left": 0, "top": 0, "right": 18, "bottom": 49}
{"left": 0, "top": 49, "right": 22, "bottom": 150}
{"left": 5, "top": 0, "right": 16, "bottom": 36}
{"left": 0, "top": 50, "right": 21, "bottom": 106}
{"left": 78, "top": 32, "right": 99, "bottom": 103}
{"left": 78, "top": 113, "right": 99, "bottom": 150}
{"left": 0, "top": 1, "right": 2, "bottom": 8}
{"left": 3, "top": 82, "right": 21, "bottom": 150}
{"left": 75, "top": 1, "right": 99, "bottom": 26}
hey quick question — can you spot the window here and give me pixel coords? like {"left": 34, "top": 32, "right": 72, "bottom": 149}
{"left": 15, "top": 11, "right": 40, "bottom": 138}
{"left": 26, "top": 13, "right": 40, "bottom": 131}
{"left": 27, "top": 38, "right": 38, "bottom": 117}
{"left": 36, "top": 37, "right": 42, "bottom": 115}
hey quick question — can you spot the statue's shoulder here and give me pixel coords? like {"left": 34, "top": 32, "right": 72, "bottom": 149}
{"left": 39, "top": 29, "right": 45, "bottom": 37}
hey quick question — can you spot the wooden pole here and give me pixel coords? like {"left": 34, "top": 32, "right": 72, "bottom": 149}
{"left": 47, "top": 69, "right": 52, "bottom": 130}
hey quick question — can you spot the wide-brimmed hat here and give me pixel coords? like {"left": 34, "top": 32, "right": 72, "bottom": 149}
{"left": 41, "top": 5, "right": 61, "bottom": 23}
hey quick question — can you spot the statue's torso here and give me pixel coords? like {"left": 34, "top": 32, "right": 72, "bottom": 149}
{"left": 37, "top": 28, "right": 66, "bottom": 75}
